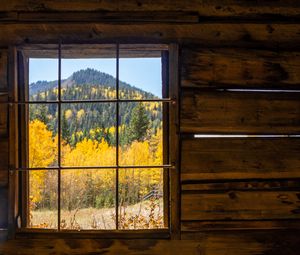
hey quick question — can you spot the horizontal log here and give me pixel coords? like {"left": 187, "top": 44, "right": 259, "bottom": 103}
{"left": 0, "top": 1, "right": 299, "bottom": 18}
{"left": 0, "top": 50, "right": 7, "bottom": 90}
{"left": 181, "top": 190, "right": 300, "bottom": 221}
{"left": 181, "top": 220, "right": 300, "bottom": 231}
{"left": 181, "top": 48, "right": 300, "bottom": 89}
{"left": 181, "top": 179, "right": 300, "bottom": 192}
{"left": 2, "top": 11, "right": 199, "bottom": 24}
{"left": 181, "top": 138, "right": 300, "bottom": 180}
{"left": 1, "top": 231, "right": 300, "bottom": 255}
{"left": 181, "top": 90, "right": 300, "bottom": 134}
{"left": 0, "top": 23, "right": 300, "bottom": 49}
{"left": 0, "top": 186, "right": 8, "bottom": 228}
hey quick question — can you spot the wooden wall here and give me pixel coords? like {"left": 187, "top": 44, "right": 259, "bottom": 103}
{"left": 0, "top": 1, "right": 300, "bottom": 254}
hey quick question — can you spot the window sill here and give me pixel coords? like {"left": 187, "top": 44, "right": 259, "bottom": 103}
{"left": 15, "top": 228, "right": 170, "bottom": 239}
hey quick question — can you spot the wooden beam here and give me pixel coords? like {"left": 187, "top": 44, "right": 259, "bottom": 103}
{"left": 181, "top": 138, "right": 300, "bottom": 181}
{"left": 1, "top": 232, "right": 300, "bottom": 255}
{"left": 181, "top": 90, "right": 300, "bottom": 134}
{"left": 0, "top": 1, "right": 299, "bottom": 19}
{"left": 0, "top": 24, "right": 300, "bottom": 49}
{"left": 181, "top": 48, "right": 300, "bottom": 89}
{"left": 181, "top": 190, "right": 300, "bottom": 221}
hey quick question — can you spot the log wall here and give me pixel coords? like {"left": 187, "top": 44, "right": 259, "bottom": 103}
{"left": 0, "top": 1, "right": 300, "bottom": 254}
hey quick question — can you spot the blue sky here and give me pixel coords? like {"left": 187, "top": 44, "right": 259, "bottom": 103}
{"left": 29, "top": 58, "right": 162, "bottom": 97}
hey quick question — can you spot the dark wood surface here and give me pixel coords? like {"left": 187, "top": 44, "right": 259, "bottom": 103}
{"left": 181, "top": 90, "right": 300, "bottom": 134}
{"left": 0, "top": 0, "right": 299, "bottom": 19}
{"left": 0, "top": 23, "right": 300, "bottom": 49}
{"left": 181, "top": 138, "right": 300, "bottom": 180}
{"left": 182, "top": 48, "right": 300, "bottom": 89}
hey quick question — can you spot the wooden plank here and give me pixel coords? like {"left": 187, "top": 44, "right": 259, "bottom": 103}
{"left": 0, "top": 139, "right": 8, "bottom": 174}
{"left": 0, "top": 1, "right": 299, "bottom": 18}
{"left": 181, "top": 220, "right": 300, "bottom": 231}
{"left": 0, "top": 50, "right": 7, "bottom": 90}
{"left": 181, "top": 138, "right": 300, "bottom": 181}
{"left": 181, "top": 49, "right": 300, "bottom": 89}
{"left": 181, "top": 179, "right": 300, "bottom": 192}
{"left": 168, "top": 44, "right": 180, "bottom": 239}
{"left": 0, "top": 23, "right": 300, "bottom": 49}
{"left": 1, "top": 231, "right": 300, "bottom": 255}
{"left": 181, "top": 90, "right": 300, "bottom": 134}
{"left": 4, "top": 11, "right": 199, "bottom": 23}
{"left": 181, "top": 190, "right": 300, "bottom": 221}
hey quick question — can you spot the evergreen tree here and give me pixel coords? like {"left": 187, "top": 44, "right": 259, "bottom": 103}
{"left": 62, "top": 111, "right": 71, "bottom": 144}
{"left": 128, "top": 103, "right": 150, "bottom": 143}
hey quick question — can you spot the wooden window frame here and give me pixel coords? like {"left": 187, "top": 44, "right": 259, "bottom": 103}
{"left": 8, "top": 44, "right": 180, "bottom": 239}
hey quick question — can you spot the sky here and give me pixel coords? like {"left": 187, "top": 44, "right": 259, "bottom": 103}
{"left": 29, "top": 58, "right": 162, "bottom": 97}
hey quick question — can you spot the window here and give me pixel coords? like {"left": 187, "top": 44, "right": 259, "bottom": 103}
{"left": 9, "top": 44, "right": 179, "bottom": 237}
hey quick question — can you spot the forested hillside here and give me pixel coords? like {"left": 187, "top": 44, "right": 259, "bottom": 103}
{"left": 28, "top": 68, "right": 164, "bottom": 230}
{"left": 29, "top": 68, "right": 162, "bottom": 147}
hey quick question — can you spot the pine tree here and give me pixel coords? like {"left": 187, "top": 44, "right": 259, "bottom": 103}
{"left": 62, "top": 110, "right": 71, "bottom": 144}
{"left": 128, "top": 103, "right": 150, "bottom": 143}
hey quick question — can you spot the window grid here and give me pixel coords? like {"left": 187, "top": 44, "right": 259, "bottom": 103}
{"left": 12, "top": 43, "right": 172, "bottom": 230}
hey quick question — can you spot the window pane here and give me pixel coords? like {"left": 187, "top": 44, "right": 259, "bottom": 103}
{"left": 119, "top": 102, "right": 163, "bottom": 166}
{"left": 118, "top": 168, "right": 164, "bottom": 229}
{"left": 119, "top": 47, "right": 162, "bottom": 100}
{"left": 61, "top": 169, "right": 116, "bottom": 230}
{"left": 61, "top": 103, "right": 116, "bottom": 167}
{"left": 29, "top": 58, "right": 58, "bottom": 102}
{"left": 61, "top": 45, "right": 116, "bottom": 100}
{"left": 29, "top": 104, "right": 58, "bottom": 168}
{"left": 29, "top": 170, "right": 58, "bottom": 229}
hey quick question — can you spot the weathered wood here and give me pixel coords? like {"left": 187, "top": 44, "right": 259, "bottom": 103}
{"left": 182, "top": 49, "right": 300, "bottom": 89}
{"left": 0, "top": 50, "right": 7, "bottom": 90}
{"left": 1, "top": 11, "right": 199, "bottom": 24}
{"left": 1, "top": 231, "right": 300, "bottom": 255}
{"left": 181, "top": 90, "right": 300, "bottom": 134}
{"left": 0, "top": 24, "right": 300, "bottom": 49}
{"left": 168, "top": 44, "right": 180, "bottom": 239}
{"left": 181, "top": 220, "right": 300, "bottom": 231}
{"left": 0, "top": 1, "right": 300, "bottom": 19}
{"left": 181, "top": 190, "right": 300, "bottom": 221}
{"left": 0, "top": 186, "right": 8, "bottom": 229}
{"left": 182, "top": 179, "right": 300, "bottom": 192}
{"left": 181, "top": 138, "right": 300, "bottom": 181}
{"left": 180, "top": 229, "right": 300, "bottom": 255}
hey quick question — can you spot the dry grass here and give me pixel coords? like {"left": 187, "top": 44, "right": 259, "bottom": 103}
{"left": 31, "top": 199, "right": 163, "bottom": 230}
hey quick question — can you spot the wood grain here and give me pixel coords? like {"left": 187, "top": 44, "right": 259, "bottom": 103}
{"left": 181, "top": 48, "right": 300, "bottom": 89}
{"left": 181, "top": 90, "right": 300, "bottom": 134}
{"left": 0, "top": 24, "right": 300, "bottom": 49}
{"left": 0, "top": 0, "right": 299, "bottom": 18}
{"left": 0, "top": 231, "right": 300, "bottom": 255}
{"left": 181, "top": 220, "right": 300, "bottom": 231}
{"left": 182, "top": 190, "right": 300, "bottom": 221}
{"left": 181, "top": 138, "right": 300, "bottom": 181}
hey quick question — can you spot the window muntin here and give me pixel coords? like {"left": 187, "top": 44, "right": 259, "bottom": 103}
{"left": 19, "top": 44, "right": 171, "bottom": 231}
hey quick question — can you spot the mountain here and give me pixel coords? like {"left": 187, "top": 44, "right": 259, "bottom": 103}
{"left": 29, "top": 68, "right": 155, "bottom": 99}
{"left": 29, "top": 68, "right": 162, "bottom": 147}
